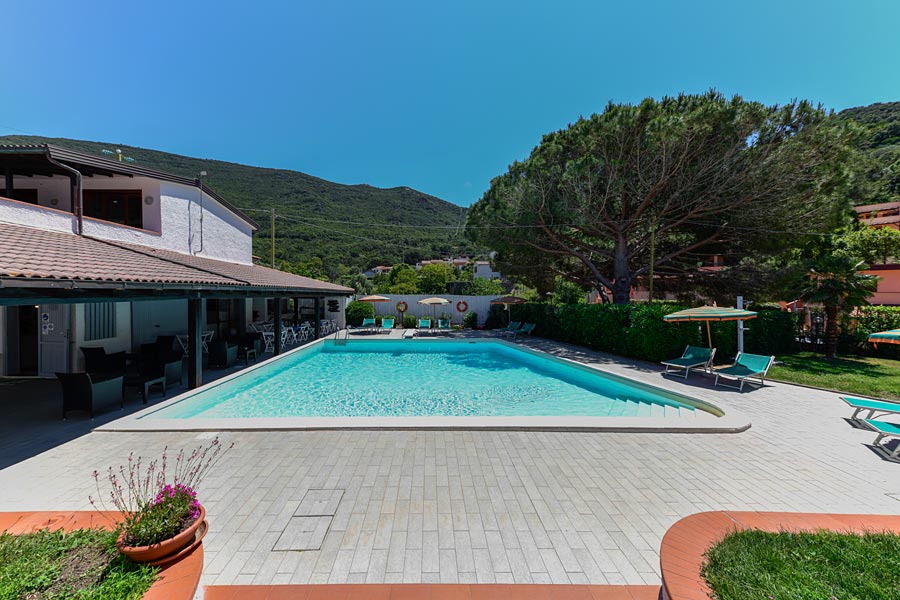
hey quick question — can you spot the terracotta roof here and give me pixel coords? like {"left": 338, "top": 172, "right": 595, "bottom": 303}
{"left": 0, "top": 223, "right": 238, "bottom": 285}
{"left": 105, "top": 240, "right": 354, "bottom": 293}
{"left": 0, "top": 222, "right": 353, "bottom": 294}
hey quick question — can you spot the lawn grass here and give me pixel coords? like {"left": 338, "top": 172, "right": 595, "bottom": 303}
{"left": 769, "top": 352, "right": 900, "bottom": 401}
{"left": 702, "top": 529, "right": 900, "bottom": 600}
{"left": 0, "top": 528, "right": 157, "bottom": 600}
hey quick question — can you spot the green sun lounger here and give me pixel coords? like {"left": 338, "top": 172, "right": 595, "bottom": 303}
{"left": 437, "top": 319, "right": 451, "bottom": 333}
{"left": 506, "top": 322, "right": 535, "bottom": 339}
{"left": 416, "top": 319, "right": 432, "bottom": 336}
{"left": 380, "top": 317, "right": 394, "bottom": 332}
{"left": 713, "top": 352, "right": 775, "bottom": 391}
{"left": 661, "top": 345, "right": 716, "bottom": 379}
{"left": 495, "top": 321, "right": 521, "bottom": 334}
{"left": 359, "top": 317, "right": 376, "bottom": 332}
{"left": 841, "top": 396, "right": 900, "bottom": 420}
{"left": 864, "top": 419, "right": 900, "bottom": 459}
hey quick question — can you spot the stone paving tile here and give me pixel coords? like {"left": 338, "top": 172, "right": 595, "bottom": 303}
{"left": 2, "top": 338, "right": 900, "bottom": 588}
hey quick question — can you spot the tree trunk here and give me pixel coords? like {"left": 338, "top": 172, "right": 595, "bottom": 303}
{"left": 611, "top": 235, "right": 631, "bottom": 304}
{"left": 824, "top": 304, "right": 839, "bottom": 360}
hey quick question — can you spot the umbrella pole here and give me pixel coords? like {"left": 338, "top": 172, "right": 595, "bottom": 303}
{"left": 706, "top": 321, "right": 713, "bottom": 348}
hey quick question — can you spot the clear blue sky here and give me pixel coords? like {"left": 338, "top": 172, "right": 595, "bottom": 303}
{"left": 2, "top": 1, "right": 898, "bottom": 206}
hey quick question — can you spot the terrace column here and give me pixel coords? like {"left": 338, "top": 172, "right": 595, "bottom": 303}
{"left": 293, "top": 297, "right": 299, "bottom": 326}
{"left": 274, "top": 299, "right": 283, "bottom": 355}
{"left": 314, "top": 297, "right": 321, "bottom": 339}
{"left": 187, "top": 298, "right": 203, "bottom": 389}
{"left": 4, "top": 167, "right": 13, "bottom": 198}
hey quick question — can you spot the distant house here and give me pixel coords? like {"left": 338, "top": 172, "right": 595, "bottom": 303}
{"left": 0, "top": 144, "right": 352, "bottom": 384}
{"left": 855, "top": 201, "right": 900, "bottom": 229}
{"left": 363, "top": 265, "right": 393, "bottom": 278}
{"left": 473, "top": 261, "right": 502, "bottom": 280}
{"left": 854, "top": 202, "right": 900, "bottom": 305}
{"left": 415, "top": 257, "right": 471, "bottom": 271}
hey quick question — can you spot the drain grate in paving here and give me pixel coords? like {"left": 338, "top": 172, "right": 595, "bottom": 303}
{"left": 295, "top": 489, "right": 344, "bottom": 516}
{"left": 273, "top": 489, "right": 345, "bottom": 551}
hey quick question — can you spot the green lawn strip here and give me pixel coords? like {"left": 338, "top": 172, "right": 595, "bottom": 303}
{"left": 702, "top": 529, "right": 900, "bottom": 600}
{"left": 769, "top": 352, "right": 900, "bottom": 401}
{"left": 0, "top": 528, "right": 157, "bottom": 600}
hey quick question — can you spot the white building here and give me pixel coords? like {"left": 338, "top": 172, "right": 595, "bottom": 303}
{"left": 473, "top": 260, "right": 502, "bottom": 280}
{"left": 0, "top": 144, "right": 352, "bottom": 387}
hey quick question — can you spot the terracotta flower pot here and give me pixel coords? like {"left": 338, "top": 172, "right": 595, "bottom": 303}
{"left": 117, "top": 505, "right": 206, "bottom": 563}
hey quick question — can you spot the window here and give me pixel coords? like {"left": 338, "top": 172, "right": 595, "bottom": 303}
{"left": 83, "top": 189, "right": 143, "bottom": 228}
{"left": 85, "top": 303, "right": 117, "bottom": 341}
{"left": 8, "top": 189, "right": 38, "bottom": 204}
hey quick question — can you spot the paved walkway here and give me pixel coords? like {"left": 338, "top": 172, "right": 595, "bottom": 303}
{"left": 0, "top": 336, "right": 898, "bottom": 591}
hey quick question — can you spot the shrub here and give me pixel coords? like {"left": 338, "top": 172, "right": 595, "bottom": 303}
{"left": 485, "top": 304, "right": 508, "bottom": 329}
{"left": 403, "top": 315, "right": 417, "bottom": 329}
{"left": 346, "top": 301, "right": 374, "bottom": 326}
{"left": 463, "top": 312, "right": 479, "bottom": 329}
{"left": 508, "top": 302, "right": 799, "bottom": 363}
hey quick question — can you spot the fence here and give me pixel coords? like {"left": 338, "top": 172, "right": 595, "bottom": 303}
{"left": 359, "top": 294, "right": 497, "bottom": 326}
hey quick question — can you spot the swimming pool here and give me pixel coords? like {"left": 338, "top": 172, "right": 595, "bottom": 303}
{"left": 142, "top": 339, "right": 723, "bottom": 422}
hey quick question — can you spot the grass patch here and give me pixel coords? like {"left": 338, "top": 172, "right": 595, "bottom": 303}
{"left": 702, "top": 529, "right": 900, "bottom": 600}
{"left": 769, "top": 352, "right": 900, "bottom": 401}
{"left": 0, "top": 528, "right": 157, "bottom": 600}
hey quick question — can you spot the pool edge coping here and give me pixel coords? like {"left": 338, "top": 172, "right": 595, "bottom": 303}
{"left": 96, "top": 336, "right": 750, "bottom": 433}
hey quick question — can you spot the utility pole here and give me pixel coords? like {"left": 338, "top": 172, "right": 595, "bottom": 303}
{"left": 270, "top": 208, "right": 276, "bottom": 268}
{"left": 648, "top": 216, "right": 657, "bottom": 302}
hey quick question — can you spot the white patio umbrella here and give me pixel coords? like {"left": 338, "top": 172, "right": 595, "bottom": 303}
{"left": 417, "top": 297, "right": 450, "bottom": 321}
{"left": 490, "top": 295, "right": 526, "bottom": 325}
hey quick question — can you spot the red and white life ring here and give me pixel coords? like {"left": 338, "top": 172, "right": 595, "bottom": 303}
{"left": 456, "top": 301, "right": 468, "bottom": 313}
{"left": 396, "top": 301, "right": 408, "bottom": 312}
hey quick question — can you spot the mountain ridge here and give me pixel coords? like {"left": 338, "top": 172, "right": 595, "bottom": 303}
{"left": 0, "top": 134, "right": 476, "bottom": 277}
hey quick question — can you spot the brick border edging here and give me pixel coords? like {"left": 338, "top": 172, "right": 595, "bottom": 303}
{"left": 659, "top": 511, "right": 900, "bottom": 600}
{"left": 0, "top": 511, "right": 202, "bottom": 600}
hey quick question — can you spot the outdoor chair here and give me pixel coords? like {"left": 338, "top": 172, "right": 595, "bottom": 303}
{"left": 380, "top": 318, "right": 395, "bottom": 333}
{"left": 208, "top": 339, "right": 238, "bottom": 368}
{"left": 506, "top": 322, "right": 536, "bottom": 339}
{"left": 80, "top": 346, "right": 127, "bottom": 382}
{"left": 713, "top": 352, "right": 775, "bottom": 392}
{"left": 661, "top": 346, "right": 716, "bottom": 379}
{"left": 417, "top": 318, "right": 432, "bottom": 335}
{"left": 841, "top": 396, "right": 900, "bottom": 421}
{"left": 124, "top": 344, "right": 169, "bottom": 403}
{"left": 57, "top": 372, "right": 124, "bottom": 419}
{"left": 437, "top": 319, "right": 451, "bottom": 333}
{"left": 864, "top": 419, "right": 900, "bottom": 460}
{"left": 495, "top": 321, "right": 522, "bottom": 335}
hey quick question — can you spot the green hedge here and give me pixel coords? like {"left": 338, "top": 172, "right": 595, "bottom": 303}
{"left": 842, "top": 306, "right": 900, "bottom": 357}
{"left": 508, "top": 303, "right": 798, "bottom": 363}
{"left": 346, "top": 301, "right": 374, "bottom": 326}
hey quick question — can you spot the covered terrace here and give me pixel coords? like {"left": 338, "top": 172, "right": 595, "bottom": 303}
{"left": 0, "top": 221, "right": 353, "bottom": 389}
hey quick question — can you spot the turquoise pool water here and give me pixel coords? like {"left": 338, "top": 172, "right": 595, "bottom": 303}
{"left": 148, "top": 339, "right": 704, "bottom": 419}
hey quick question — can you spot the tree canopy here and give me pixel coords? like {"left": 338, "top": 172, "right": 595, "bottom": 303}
{"left": 466, "top": 91, "right": 861, "bottom": 303}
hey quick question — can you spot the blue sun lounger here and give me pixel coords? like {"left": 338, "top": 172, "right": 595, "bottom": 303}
{"left": 661, "top": 345, "right": 716, "bottom": 379}
{"left": 713, "top": 352, "right": 775, "bottom": 392}
{"left": 864, "top": 419, "right": 900, "bottom": 459}
{"left": 841, "top": 396, "right": 900, "bottom": 420}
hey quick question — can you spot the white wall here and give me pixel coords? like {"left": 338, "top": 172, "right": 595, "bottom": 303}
{"left": 3, "top": 175, "right": 254, "bottom": 264}
{"left": 0, "top": 197, "right": 77, "bottom": 233}
{"left": 131, "top": 299, "right": 190, "bottom": 348}
{"left": 361, "top": 294, "right": 498, "bottom": 326}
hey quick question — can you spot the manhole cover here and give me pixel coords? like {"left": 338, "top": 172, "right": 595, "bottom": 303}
{"left": 273, "top": 516, "right": 332, "bottom": 551}
{"left": 296, "top": 489, "right": 344, "bottom": 516}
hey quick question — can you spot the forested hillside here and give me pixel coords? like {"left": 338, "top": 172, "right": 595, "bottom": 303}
{"left": 0, "top": 135, "right": 478, "bottom": 279}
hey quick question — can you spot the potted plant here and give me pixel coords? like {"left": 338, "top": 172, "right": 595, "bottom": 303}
{"left": 90, "top": 437, "right": 232, "bottom": 564}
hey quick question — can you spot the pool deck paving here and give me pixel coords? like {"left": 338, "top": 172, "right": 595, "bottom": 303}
{"left": 0, "top": 332, "right": 898, "bottom": 593}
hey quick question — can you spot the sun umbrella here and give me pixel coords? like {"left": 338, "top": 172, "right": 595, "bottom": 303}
{"left": 418, "top": 297, "right": 450, "bottom": 321}
{"left": 357, "top": 295, "right": 391, "bottom": 303}
{"left": 663, "top": 306, "right": 758, "bottom": 348}
{"left": 490, "top": 295, "right": 526, "bottom": 325}
{"left": 868, "top": 329, "right": 900, "bottom": 348}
